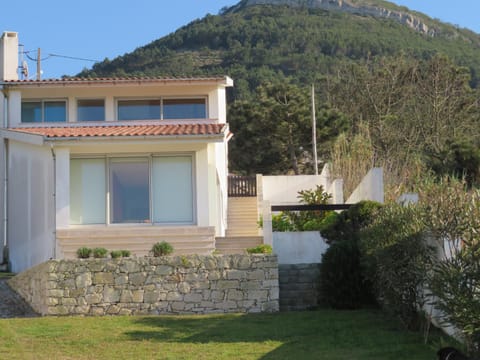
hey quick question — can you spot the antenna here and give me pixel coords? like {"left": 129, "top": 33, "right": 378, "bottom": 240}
{"left": 21, "top": 60, "right": 28, "bottom": 79}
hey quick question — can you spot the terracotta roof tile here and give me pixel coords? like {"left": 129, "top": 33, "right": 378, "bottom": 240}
{"left": 3, "top": 76, "right": 231, "bottom": 86}
{"left": 9, "top": 124, "right": 226, "bottom": 139}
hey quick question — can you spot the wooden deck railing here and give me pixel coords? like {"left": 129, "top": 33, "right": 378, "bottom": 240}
{"left": 228, "top": 175, "right": 257, "bottom": 197}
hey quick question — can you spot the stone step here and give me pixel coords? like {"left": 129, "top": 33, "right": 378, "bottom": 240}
{"left": 215, "top": 236, "right": 263, "bottom": 255}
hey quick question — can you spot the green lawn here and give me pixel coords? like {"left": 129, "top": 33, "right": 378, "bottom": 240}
{"left": 0, "top": 309, "right": 448, "bottom": 359}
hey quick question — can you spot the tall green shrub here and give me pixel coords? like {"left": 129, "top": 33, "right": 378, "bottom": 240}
{"left": 360, "top": 204, "right": 433, "bottom": 330}
{"left": 319, "top": 238, "right": 375, "bottom": 309}
{"left": 318, "top": 201, "right": 381, "bottom": 309}
{"left": 418, "top": 177, "right": 480, "bottom": 355}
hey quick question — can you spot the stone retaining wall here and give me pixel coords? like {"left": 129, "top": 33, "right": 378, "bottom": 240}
{"left": 8, "top": 255, "right": 279, "bottom": 316}
{"left": 278, "top": 263, "right": 321, "bottom": 311}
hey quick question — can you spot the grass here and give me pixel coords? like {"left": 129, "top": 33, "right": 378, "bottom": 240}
{"left": 0, "top": 272, "right": 14, "bottom": 279}
{"left": 0, "top": 309, "right": 450, "bottom": 360}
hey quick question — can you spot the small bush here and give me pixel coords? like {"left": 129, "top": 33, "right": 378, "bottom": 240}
{"left": 319, "top": 238, "right": 375, "bottom": 309}
{"left": 120, "top": 250, "right": 131, "bottom": 258}
{"left": 271, "top": 213, "right": 296, "bottom": 232}
{"left": 151, "top": 241, "right": 174, "bottom": 257}
{"left": 110, "top": 250, "right": 122, "bottom": 259}
{"left": 76, "top": 247, "right": 92, "bottom": 259}
{"left": 92, "top": 247, "right": 108, "bottom": 258}
{"left": 246, "top": 244, "right": 273, "bottom": 254}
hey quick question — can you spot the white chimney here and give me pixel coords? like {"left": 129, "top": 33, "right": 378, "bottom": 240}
{"left": 0, "top": 31, "right": 19, "bottom": 81}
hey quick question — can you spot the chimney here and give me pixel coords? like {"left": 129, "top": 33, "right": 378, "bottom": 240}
{"left": 0, "top": 31, "right": 19, "bottom": 81}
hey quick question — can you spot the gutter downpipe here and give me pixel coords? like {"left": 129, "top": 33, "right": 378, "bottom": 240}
{"left": 50, "top": 143, "right": 57, "bottom": 260}
{"left": 1, "top": 85, "right": 9, "bottom": 267}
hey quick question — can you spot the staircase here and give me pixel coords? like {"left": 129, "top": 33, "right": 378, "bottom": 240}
{"left": 57, "top": 226, "right": 216, "bottom": 259}
{"left": 226, "top": 197, "right": 260, "bottom": 237}
{"left": 215, "top": 236, "right": 263, "bottom": 255}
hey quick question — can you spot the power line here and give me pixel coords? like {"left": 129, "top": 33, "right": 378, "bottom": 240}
{"left": 22, "top": 51, "right": 99, "bottom": 63}
{"left": 48, "top": 53, "right": 99, "bottom": 62}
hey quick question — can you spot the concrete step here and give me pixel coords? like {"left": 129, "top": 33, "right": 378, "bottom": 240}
{"left": 215, "top": 236, "right": 263, "bottom": 255}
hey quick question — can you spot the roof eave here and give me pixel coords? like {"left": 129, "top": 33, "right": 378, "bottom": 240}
{"left": 43, "top": 133, "right": 227, "bottom": 144}
{"left": 1, "top": 76, "right": 234, "bottom": 88}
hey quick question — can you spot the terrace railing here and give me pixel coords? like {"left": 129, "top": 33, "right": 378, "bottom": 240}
{"left": 228, "top": 175, "right": 257, "bottom": 197}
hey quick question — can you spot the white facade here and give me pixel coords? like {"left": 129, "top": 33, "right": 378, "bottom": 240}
{"left": 0, "top": 31, "right": 233, "bottom": 273}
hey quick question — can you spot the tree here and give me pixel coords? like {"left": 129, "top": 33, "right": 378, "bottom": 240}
{"left": 229, "top": 82, "right": 312, "bottom": 174}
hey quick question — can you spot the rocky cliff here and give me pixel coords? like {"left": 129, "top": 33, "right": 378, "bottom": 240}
{"left": 237, "top": 0, "right": 436, "bottom": 36}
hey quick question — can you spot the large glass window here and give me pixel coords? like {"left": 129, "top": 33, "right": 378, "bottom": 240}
{"left": 163, "top": 98, "right": 207, "bottom": 119}
{"left": 116, "top": 98, "right": 207, "bottom": 121}
{"left": 152, "top": 156, "right": 193, "bottom": 223}
{"left": 77, "top": 99, "right": 105, "bottom": 121}
{"left": 70, "top": 159, "right": 106, "bottom": 224}
{"left": 118, "top": 100, "right": 160, "bottom": 121}
{"left": 110, "top": 158, "right": 150, "bottom": 224}
{"left": 70, "top": 156, "right": 194, "bottom": 225}
{"left": 21, "top": 100, "right": 66, "bottom": 123}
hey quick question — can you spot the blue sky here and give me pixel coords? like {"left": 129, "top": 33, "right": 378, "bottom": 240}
{"left": 1, "top": 0, "right": 479, "bottom": 79}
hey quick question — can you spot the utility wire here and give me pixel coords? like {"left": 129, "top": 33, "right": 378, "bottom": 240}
{"left": 22, "top": 51, "right": 99, "bottom": 63}
{"left": 48, "top": 53, "right": 99, "bottom": 62}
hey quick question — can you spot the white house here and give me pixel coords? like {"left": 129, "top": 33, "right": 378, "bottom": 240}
{"left": 0, "top": 31, "right": 234, "bottom": 273}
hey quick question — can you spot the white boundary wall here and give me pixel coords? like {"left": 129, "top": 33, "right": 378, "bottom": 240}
{"left": 273, "top": 231, "right": 329, "bottom": 265}
{"left": 347, "top": 167, "right": 384, "bottom": 204}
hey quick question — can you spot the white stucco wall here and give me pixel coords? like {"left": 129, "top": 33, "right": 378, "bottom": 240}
{"left": 54, "top": 148, "right": 70, "bottom": 228}
{"left": 7, "top": 90, "right": 21, "bottom": 127}
{"left": 273, "top": 231, "right": 329, "bottom": 265}
{"left": 0, "top": 141, "right": 4, "bottom": 263}
{"left": 8, "top": 141, "right": 54, "bottom": 273}
{"left": 262, "top": 175, "right": 330, "bottom": 205}
{"left": 347, "top": 167, "right": 384, "bottom": 204}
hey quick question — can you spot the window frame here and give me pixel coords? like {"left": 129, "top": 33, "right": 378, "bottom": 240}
{"left": 69, "top": 153, "right": 196, "bottom": 226}
{"left": 115, "top": 96, "right": 208, "bottom": 121}
{"left": 161, "top": 96, "right": 208, "bottom": 120}
{"left": 21, "top": 99, "right": 68, "bottom": 123}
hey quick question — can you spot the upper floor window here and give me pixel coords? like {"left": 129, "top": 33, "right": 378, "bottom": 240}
{"left": 163, "top": 98, "right": 206, "bottom": 119}
{"left": 118, "top": 100, "right": 160, "bottom": 121}
{"left": 117, "top": 98, "right": 207, "bottom": 121}
{"left": 21, "top": 100, "right": 67, "bottom": 123}
{"left": 77, "top": 99, "right": 105, "bottom": 121}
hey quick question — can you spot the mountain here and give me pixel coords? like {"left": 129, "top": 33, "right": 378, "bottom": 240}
{"left": 79, "top": 0, "right": 480, "bottom": 93}
{"left": 77, "top": 0, "right": 480, "bottom": 181}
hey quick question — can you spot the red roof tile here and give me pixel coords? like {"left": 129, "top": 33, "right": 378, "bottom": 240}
{"left": 3, "top": 76, "right": 232, "bottom": 86}
{"left": 9, "top": 124, "right": 226, "bottom": 139}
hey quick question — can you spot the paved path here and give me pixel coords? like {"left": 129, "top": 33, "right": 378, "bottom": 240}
{"left": 0, "top": 277, "right": 38, "bottom": 318}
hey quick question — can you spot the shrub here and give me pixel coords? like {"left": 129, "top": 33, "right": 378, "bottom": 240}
{"left": 151, "top": 241, "right": 174, "bottom": 257}
{"left": 246, "top": 244, "right": 273, "bottom": 254}
{"left": 418, "top": 177, "right": 480, "bottom": 355}
{"left": 319, "top": 238, "right": 375, "bottom": 309}
{"left": 76, "top": 247, "right": 92, "bottom": 259}
{"left": 110, "top": 250, "right": 122, "bottom": 259}
{"left": 120, "top": 250, "right": 131, "bottom": 258}
{"left": 360, "top": 203, "right": 433, "bottom": 330}
{"left": 285, "top": 186, "right": 332, "bottom": 231}
{"left": 320, "top": 200, "right": 382, "bottom": 243}
{"left": 429, "top": 244, "right": 480, "bottom": 355}
{"left": 271, "top": 213, "right": 296, "bottom": 232}
{"left": 265, "top": 185, "right": 333, "bottom": 232}
{"left": 92, "top": 247, "right": 108, "bottom": 258}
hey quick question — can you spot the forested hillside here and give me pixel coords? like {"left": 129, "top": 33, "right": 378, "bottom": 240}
{"left": 77, "top": 0, "right": 480, "bottom": 197}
